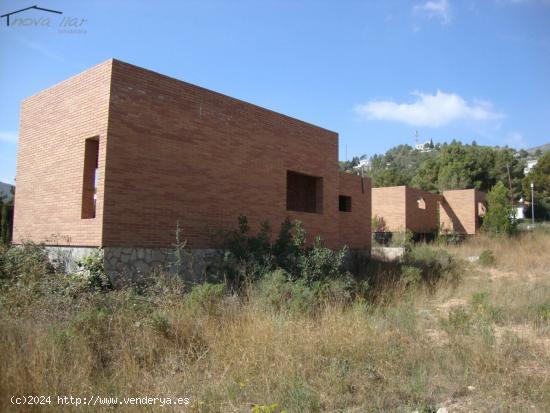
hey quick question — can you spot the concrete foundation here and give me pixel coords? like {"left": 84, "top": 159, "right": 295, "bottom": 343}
{"left": 371, "top": 247, "right": 406, "bottom": 262}
{"left": 46, "top": 246, "right": 97, "bottom": 273}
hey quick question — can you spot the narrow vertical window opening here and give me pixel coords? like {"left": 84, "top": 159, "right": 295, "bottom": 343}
{"left": 82, "top": 137, "right": 99, "bottom": 219}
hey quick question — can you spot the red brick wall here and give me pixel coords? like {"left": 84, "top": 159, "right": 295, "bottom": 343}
{"left": 405, "top": 187, "right": 442, "bottom": 234}
{"left": 14, "top": 59, "right": 374, "bottom": 250}
{"left": 13, "top": 60, "right": 112, "bottom": 246}
{"left": 372, "top": 186, "right": 441, "bottom": 234}
{"left": 338, "top": 173, "right": 371, "bottom": 249}
{"left": 103, "top": 60, "right": 342, "bottom": 248}
{"left": 440, "top": 189, "right": 486, "bottom": 235}
{"left": 372, "top": 186, "right": 407, "bottom": 232}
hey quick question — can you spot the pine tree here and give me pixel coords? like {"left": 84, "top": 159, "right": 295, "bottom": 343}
{"left": 482, "top": 182, "right": 516, "bottom": 236}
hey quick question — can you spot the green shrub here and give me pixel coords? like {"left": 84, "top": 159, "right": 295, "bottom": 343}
{"left": 256, "top": 269, "right": 292, "bottom": 311}
{"left": 256, "top": 271, "right": 316, "bottom": 315}
{"left": 400, "top": 265, "right": 423, "bottom": 288}
{"left": 256, "top": 269, "right": 353, "bottom": 315}
{"left": 318, "top": 275, "right": 354, "bottom": 304}
{"left": 216, "top": 215, "right": 274, "bottom": 289}
{"left": 405, "top": 245, "right": 459, "bottom": 286}
{"left": 287, "top": 279, "right": 318, "bottom": 315}
{"left": 186, "top": 282, "right": 226, "bottom": 314}
{"left": 215, "top": 216, "right": 349, "bottom": 292}
{"left": 479, "top": 249, "right": 495, "bottom": 267}
{"left": 74, "top": 249, "right": 112, "bottom": 291}
{"left": 0, "top": 242, "right": 54, "bottom": 283}
{"left": 296, "top": 236, "right": 348, "bottom": 283}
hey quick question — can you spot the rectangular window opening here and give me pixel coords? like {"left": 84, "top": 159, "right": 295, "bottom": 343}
{"left": 81, "top": 137, "right": 99, "bottom": 219}
{"left": 286, "top": 171, "right": 323, "bottom": 213}
{"left": 339, "top": 195, "right": 352, "bottom": 212}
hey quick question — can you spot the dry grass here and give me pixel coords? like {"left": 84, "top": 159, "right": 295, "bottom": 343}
{"left": 0, "top": 230, "right": 549, "bottom": 412}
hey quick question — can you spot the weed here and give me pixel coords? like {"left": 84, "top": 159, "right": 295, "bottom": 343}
{"left": 479, "top": 249, "right": 496, "bottom": 267}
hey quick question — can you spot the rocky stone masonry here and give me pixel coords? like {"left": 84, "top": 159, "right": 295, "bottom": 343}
{"left": 46, "top": 246, "right": 218, "bottom": 285}
{"left": 103, "top": 247, "right": 217, "bottom": 284}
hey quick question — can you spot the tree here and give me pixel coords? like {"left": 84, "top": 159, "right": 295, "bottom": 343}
{"left": 1, "top": 202, "right": 10, "bottom": 244}
{"left": 482, "top": 182, "right": 516, "bottom": 235}
{"left": 522, "top": 151, "right": 550, "bottom": 220}
{"left": 0, "top": 186, "right": 14, "bottom": 245}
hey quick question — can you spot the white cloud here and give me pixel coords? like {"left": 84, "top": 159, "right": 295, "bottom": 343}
{"left": 414, "top": 0, "right": 452, "bottom": 25}
{"left": 355, "top": 90, "right": 504, "bottom": 128}
{"left": 0, "top": 131, "right": 18, "bottom": 143}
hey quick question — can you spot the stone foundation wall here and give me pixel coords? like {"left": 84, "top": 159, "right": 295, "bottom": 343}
{"left": 45, "top": 246, "right": 373, "bottom": 285}
{"left": 103, "top": 247, "right": 217, "bottom": 284}
{"left": 44, "top": 246, "right": 218, "bottom": 285}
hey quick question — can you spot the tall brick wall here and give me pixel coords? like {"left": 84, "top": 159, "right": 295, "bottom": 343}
{"left": 103, "top": 60, "right": 342, "bottom": 248}
{"left": 405, "top": 187, "right": 442, "bottom": 234}
{"left": 13, "top": 60, "right": 112, "bottom": 246}
{"left": 372, "top": 186, "right": 407, "bottom": 232}
{"left": 440, "top": 189, "right": 486, "bottom": 235}
{"left": 338, "top": 173, "right": 371, "bottom": 249}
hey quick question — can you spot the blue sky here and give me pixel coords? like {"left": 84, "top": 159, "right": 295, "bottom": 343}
{"left": 1, "top": 0, "right": 549, "bottom": 184}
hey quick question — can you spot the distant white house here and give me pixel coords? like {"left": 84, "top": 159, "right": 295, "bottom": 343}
{"left": 415, "top": 139, "right": 434, "bottom": 152}
{"left": 516, "top": 205, "right": 525, "bottom": 220}
{"left": 353, "top": 158, "right": 371, "bottom": 171}
{"left": 524, "top": 159, "right": 538, "bottom": 175}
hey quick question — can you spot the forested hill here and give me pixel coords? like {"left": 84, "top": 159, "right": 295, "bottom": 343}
{"left": 340, "top": 141, "right": 547, "bottom": 200}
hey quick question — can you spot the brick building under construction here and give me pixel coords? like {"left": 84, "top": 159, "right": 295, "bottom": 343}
{"left": 372, "top": 186, "right": 486, "bottom": 236}
{"left": 13, "top": 59, "right": 371, "bottom": 278}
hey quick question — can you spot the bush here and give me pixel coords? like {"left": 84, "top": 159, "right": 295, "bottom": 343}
{"left": 215, "top": 215, "right": 274, "bottom": 289}
{"left": 479, "top": 250, "right": 495, "bottom": 267}
{"left": 400, "top": 265, "right": 423, "bottom": 288}
{"left": 186, "top": 282, "right": 226, "bottom": 314}
{"left": 296, "top": 236, "right": 348, "bottom": 283}
{"left": 256, "top": 270, "right": 317, "bottom": 315}
{"left": 215, "top": 216, "right": 349, "bottom": 292}
{"left": 405, "top": 245, "right": 459, "bottom": 286}
{"left": 74, "top": 249, "right": 112, "bottom": 291}
{"left": 256, "top": 269, "right": 353, "bottom": 315}
{"left": 255, "top": 269, "right": 291, "bottom": 311}
{"left": 0, "top": 242, "right": 54, "bottom": 283}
